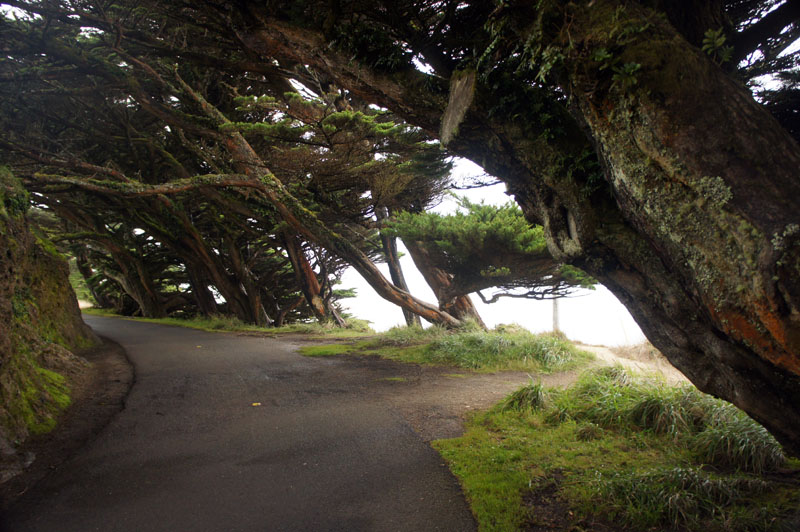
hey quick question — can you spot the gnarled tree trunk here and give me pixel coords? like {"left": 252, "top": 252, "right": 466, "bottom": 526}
{"left": 283, "top": 232, "right": 344, "bottom": 326}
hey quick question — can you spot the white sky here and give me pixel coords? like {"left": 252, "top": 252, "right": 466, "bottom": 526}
{"left": 339, "top": 159, "right": 646, "bottom": 346}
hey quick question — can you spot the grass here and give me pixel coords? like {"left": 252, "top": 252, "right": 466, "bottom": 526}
{"left": 298, "top": 324, "right": 594, "bottom": 373}
{"left": 81, "top": 310, "right": 375, "bottom": 338}
{"left": 434, "top": 366, "right": 800, "bottom": 531}
{"left": 301, "top": 344, "right": 354, "bottom": 357}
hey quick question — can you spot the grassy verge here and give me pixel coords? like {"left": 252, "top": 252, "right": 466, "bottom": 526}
{"left": 81, "top": 309, "right": 374, "bottom": 338}
{"left": 434, "top": 366, "right": 800, "bottom": 531}
{"left": 300, "top": 324, "right": 593, "bottom": 373}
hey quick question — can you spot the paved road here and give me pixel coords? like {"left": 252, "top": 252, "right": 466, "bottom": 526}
{"left": 2, "top": 316, "right": 476, "bottom": 532}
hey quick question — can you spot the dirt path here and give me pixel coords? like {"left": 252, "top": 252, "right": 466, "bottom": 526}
{"left": 578, "top": 344, "right": 687, "bottom": 384}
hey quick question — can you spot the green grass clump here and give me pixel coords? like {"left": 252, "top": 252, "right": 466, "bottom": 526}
{"left": 376, "top": 324, "right": 449, "bottom": 346}
{"left": 550, "top": 367, "right": 786, "bottom": 472}
{"left": 597, "top": 467, "right": 772, "bottom": 530}
{"left": 435, "top": 368, "right": 798, "bottom": 531}
{"left": 502, "top": 380, "right": 547, "bottom": 412}
{"left": 423, "top": 330, "right": 591, "bottom": 372}
{"left": 691, "top": 406, "right": 787, "bottom": 474}
{"left": 305, "top": 325, "right": 593, "bottom": 373}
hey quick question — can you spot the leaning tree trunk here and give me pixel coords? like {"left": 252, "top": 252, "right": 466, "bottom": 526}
{"left": 282, "top": 232, "right": 344, "bottom": 325}
{"left": 377, "top": 208, "right": 421, "bottom": 327}
{"left": 241, "top": 7, "right": 800, "bottom": 455}
{"left": 225, "top": 237, "right": 271, "bottom": 327}
{"left": 403, "top": 239, "right": 486, "bottom": 328}
{"left": 103, "top": 260, "right": 166, "bottom": 319}
{"left": 186, "top": 267, "right": 219, "bottom": 317}
{"left": 543, "top": 1, "right": 800, "bottom": 455}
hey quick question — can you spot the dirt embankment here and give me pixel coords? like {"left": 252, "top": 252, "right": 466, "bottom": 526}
{"left": 0, "top": 337, "right": 133, "bottom": 508}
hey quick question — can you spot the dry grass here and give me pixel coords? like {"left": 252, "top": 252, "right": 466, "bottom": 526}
{"left": 611, "top": 341, "right": 668, "bottom": 364}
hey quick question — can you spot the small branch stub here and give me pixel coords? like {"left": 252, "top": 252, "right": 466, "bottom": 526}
{"left": 440, "top": 69, "right": 476, "bottom": 147}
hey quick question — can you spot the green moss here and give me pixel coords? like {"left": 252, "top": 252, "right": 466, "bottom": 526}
{"left": 2, "top": 345, "right": 72, "bottom": 439}
{"left": 32, "top": 226, "right": 65, "bottom": 260}
{"left": 0, "top": 166, "right": 30, "bottom": 219}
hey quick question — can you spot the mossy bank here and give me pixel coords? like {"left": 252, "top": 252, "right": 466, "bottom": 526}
{"left": 1, "top": 168, "right": 96, "bottom": 470}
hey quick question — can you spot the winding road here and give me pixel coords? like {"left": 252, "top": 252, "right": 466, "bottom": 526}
{"left": 2, "top": 316, "right": 477, "bottom": 531}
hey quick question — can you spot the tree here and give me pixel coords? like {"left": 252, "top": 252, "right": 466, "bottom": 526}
{"left": 0, "top": 5, "right": 460, "bottom": 327}
{"left": 132, "top": 0, "right": 800, "bottom": 454}
{"left": 2, "top": 0, "right": 800, "bottom": 455}
{"left": 387, "top": 198, "right": 595, "bottom": 307}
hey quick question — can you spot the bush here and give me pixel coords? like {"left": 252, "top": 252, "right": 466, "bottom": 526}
{"left": 426, "top": 329, "right": 589, "bottom": 372}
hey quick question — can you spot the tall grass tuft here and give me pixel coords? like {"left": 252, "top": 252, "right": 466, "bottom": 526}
{"left": 502, "top": 380, "right": 547, "bottom": 412}
{"left": 597, "top": 467, "right": 771, "bottom": 530}
{"left": 377, "top": 324, "right": 449, "bottom": 346}
{"left": 629, "top": 386, "right": 696, "bottom": 437}
{"left": 691, "top": 405, "right": 786, "bottom": 474}
{"left": 549, "top": 367, "right": 786, "bottom": 473}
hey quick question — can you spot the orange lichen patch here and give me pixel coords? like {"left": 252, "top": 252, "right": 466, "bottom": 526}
{"left": 710, "top": 305, "right": 800, "bottom": 376}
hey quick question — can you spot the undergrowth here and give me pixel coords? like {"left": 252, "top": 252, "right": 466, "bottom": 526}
{"left": 435, "top": 366, "right": 799, "bottom": 531}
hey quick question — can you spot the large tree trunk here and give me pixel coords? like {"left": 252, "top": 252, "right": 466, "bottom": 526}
{"left": 282, "top": 232, "right": 344, "bottom": 326}
{"left": 403, "top": 239, "right": 486, "bottom": 328}
{"left": 240, "top": 6, "right": 800, "bottom": 455}
{"left": 186, "top": 267, "right": 219, "bottom": 317}
{"left": 103, "top": 259, "right": 166, "bottom": 319}
{"left": 548, "top": 1, "right": 800, "bottom": 456}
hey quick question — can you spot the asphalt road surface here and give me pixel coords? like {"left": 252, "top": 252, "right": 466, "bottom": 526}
{"left": 2, "top": 316, "right": 476, "bottom": 532}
